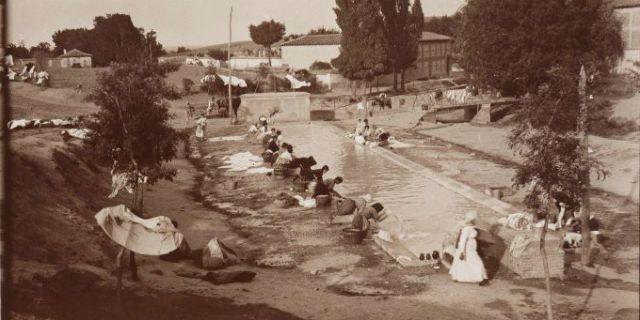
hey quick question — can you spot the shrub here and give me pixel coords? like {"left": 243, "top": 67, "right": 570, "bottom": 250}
{"left": 310, "top": 61, "right": 333, "bottom": 71}
{"left": 182, "top": 78, "right": 195, "bottom": 95}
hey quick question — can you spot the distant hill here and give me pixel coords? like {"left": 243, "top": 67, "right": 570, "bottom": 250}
{"left": 191, "top": 40, "right": 262, "bottom": 54}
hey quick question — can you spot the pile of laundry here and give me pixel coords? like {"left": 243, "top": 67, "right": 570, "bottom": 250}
{"left": 7, "top": 117, "right": 81, "bottom": 130}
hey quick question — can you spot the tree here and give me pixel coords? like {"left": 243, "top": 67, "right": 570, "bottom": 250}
{"left": 207, "top": 49, "right": 230, "bottom": 61}
{"left": 458, "top": 0, "right": 623, "bottom": 97}
{"left": 144, "top": 30, "right": 167, "bottom": 59}
{"left": 333, "top": 0, "right": 388, "bottom": 94}
{"left": 459, "top": 1, "right": 623, "bottom": 318}
{"left": 423, "top": 13, "right": 462, "bottom": 37}
{"left": 6, "top": 43, "right": 30, "bottom": 59}
{"left": 52, "top": 28, "right": 93, "bottom": 56}
{"left": 85, "top": 60, "right": 181, "bottom": 282}
{"left": 378, "top": 0, "right": 423, "bottom": 91}
{"left": 308, "top": 26, "right": 340, "bottom": 35}
{"left": 249, "top": 20, "right": 286, "bottom": 66}
{"left": 176, "top": 46, "right": 189, "bottom": 54}
{"left": 92, "top": 14, "right": 146, "bottom": 66}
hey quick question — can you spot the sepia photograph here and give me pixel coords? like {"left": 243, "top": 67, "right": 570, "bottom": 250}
{"left": 1, "top": 0, "right": 639, "bottom": 319}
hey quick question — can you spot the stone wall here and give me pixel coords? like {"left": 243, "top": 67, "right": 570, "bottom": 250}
{"left": 238, "top": 92, "right": 310, "bottom": 123}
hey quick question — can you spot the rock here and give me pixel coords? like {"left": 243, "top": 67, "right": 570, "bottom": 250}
{"left": 42, "top": 268, "right": 101, "bottom": 296}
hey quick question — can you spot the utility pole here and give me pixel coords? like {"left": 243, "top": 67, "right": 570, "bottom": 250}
{"left": 228, "top": 6, "right": 233, "bottom": 124}
{"left": 578, "top": 65, "right": 592, "bottom": 266}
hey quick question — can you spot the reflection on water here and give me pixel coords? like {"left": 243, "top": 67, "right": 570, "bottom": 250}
{"left": 282, "top": 123, "right": 494, "bottom": 255}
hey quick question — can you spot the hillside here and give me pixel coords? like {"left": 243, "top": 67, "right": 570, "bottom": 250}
{"left": 191, "top": 40, "right": 261, "bottom": 54}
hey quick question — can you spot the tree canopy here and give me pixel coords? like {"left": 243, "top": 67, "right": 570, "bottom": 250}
{"left": 378, "top": 0, "right": 424, "bottom": 90}
{"left": 333, "top": 0, "right": 388, "bottom": 83}
{"left": 458, "top": 0, "right": 624, "bottom": 97}
{"left": 249, "top": 20, "right": 286, "bottom": 66}
{"left": 424, "top": 13, "right": 461, "bottom": 37}
{"left": 85, "top": 61, "right": 182, "bottom": 185}
{"left": 51, "top": 14, "right": 167, "bottom": 66}
{"left": 6, "top": 43, "right": 31, "bottom": 59}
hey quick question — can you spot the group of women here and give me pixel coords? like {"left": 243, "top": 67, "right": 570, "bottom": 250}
{"left": 248, "top": 116, "right": 490, "bottom": 287}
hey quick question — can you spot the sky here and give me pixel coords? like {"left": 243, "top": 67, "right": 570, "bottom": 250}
{"left": 9, "top": 0, "right": 465, "bottom": 48}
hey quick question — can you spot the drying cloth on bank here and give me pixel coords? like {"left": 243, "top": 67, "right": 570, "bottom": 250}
{"left": 217, "top": 74, "right": 248, "bottom": 88}
{"left": 62, "top": 128, "right": 90, "bottom": 140}
{"left": 285, "top": 74, "right": 310, "bottom": 89}
{"left": 94, "top": 205, "right": 185, "bottom": 256}
{"left": 219, "top": 151, "right": 264, "bottom": 172}
{"left": 208, "top": 135, "right": 246, "bottom": 142}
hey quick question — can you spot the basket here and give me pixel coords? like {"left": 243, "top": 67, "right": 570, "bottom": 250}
{"left": 316, "top": 195, "right": 330, "bottom": 207}
{"left": 274, "top": 166, "right": 291, "bottom": 177}
{"left": 292, "top": 180, "right": 309, "bottom": 192}
{"left": 342, "top": 228, "right": 366, "bottom": 245}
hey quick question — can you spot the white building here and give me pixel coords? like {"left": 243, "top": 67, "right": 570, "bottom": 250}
{"left": 49, "top": 49, "right": 92, "bottom": 68}
{"left": 229, "top": 56, "right": 283, "bottom": 69}
{"left": 613, "top": 0, "right": 640, "bottom": 73}
{"left": 279, "top": 34, "right": 341, "bottom": 70}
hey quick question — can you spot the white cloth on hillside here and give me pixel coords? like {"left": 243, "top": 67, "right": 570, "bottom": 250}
{"left": 217, "top": 74, "right": 247, "bottom": 87}
{"left": 95, "top": 205, "right": 184, "bottom": 256}
{"left": 449, "top": 225, "right": 488, "bottom": 283}
{"left": 285, "top": 74, "right": 310, "bottom": 89}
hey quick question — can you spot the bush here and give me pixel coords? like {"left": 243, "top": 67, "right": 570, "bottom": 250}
{"left": 182, "top": 78, "right": 195, "bottom": 95}
{"left": 310, "top": 61, "right": 333, "bottom": 71}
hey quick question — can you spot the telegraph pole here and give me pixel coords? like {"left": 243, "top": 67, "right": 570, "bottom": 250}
{"left": 228, "top": 6, "right": 233, "bottom": 123}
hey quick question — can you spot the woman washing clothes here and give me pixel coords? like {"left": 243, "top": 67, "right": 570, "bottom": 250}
{"left": 449, "top": 211, "right": 489, "bottom": 286}
{"left": 352, "top": 202, "right": 388, "bottom": 234}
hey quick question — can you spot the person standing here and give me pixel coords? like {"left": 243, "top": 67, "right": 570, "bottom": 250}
{"left": 449, "top": 211, "right": 489, "bottom": 286}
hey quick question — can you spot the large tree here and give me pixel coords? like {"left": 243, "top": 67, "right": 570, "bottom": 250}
{"left": 6, "top": 43, "right": 31, "bottom": 59}
{"left": 378, "top": 0, "right": 424, "bottom": 91}
{"left": 92, "top": 14, "right": 146, "bottom": 66}
{"left": 333, "top": 0, "right": 388, "bottom": 92}
{"left": 85, "top": 60, "right": 181, "bottom": 282}
{"left": 249, "top": 20, "right": 286, "bottom": 66}
{"left": 459, "top": 1, "right": 623, "bottom": 318}
{"left": 52, "top": 28, "right": 93, "bottom": 56}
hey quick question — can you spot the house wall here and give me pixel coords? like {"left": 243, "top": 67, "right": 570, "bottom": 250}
{"left": 281, "top": 45, "right": 341, "bottom": 70}
{"left": 615, "top": 6, "right": 640, "bottom": 73}
{"left": 229, "top": 57, "right": 283, "bottom": 69}
{"left": 238, "top": 92, "right": 310, "bottom": 123}
{"left": 60, "top": 57, "right": 92, "bottom": 68}
{"left": 415, "top": 40, "right": 452, "bottom": 79}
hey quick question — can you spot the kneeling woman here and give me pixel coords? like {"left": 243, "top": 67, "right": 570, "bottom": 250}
{"left": 449, "top": 211, "right": 489, "bottom": 286}
{"left": 352, "top": 202, "right": 388, "bottom": 233}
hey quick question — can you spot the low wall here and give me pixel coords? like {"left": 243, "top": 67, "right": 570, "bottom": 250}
{"left": 238, "top": 92, "right": 310, "bottom": 123}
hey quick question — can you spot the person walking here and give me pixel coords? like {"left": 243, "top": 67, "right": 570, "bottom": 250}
{"left": 449, "top": 211, "right": 489, "bottom": 286}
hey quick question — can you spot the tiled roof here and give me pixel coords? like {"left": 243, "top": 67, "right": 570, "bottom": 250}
{"left": 610, "top": 0, "right": 640, "bottom": 8}
{"left": 421, "top": 32, "right": 452, "bottom": 41}
{"left": 279, "top": 34, "right": 342, "bottom": 46}
{"left": 58, "top": 49, "right": 92, "bottom": 58}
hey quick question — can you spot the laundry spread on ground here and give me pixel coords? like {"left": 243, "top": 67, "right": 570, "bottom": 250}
{"left": 62, "top": 128, "right": 90, "bottom": 140}
{"left": 208, "top": 135, "right": 247, "bottom": 142}
{"left": 94, "top": 205, "right": 185, "bottom": 256}
{"left": 219, "top": 151, "right": 264, "bottom": 172}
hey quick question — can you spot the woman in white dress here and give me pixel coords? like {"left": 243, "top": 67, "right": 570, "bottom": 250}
{"left": 449, "top": 211, "right": 489, "bottom": 286}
